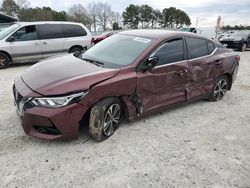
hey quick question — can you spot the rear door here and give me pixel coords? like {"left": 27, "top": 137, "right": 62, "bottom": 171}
{"left": 186, "top": 37, "right": 218, "bottom": 100}
{"left": 37, "top": 24, "right": 65, "bottom": 58}
{"left": 62, "top": 24, "right": 90, "bottom": 51}
{"left": 9, "top": 25, "right": 42, "bottom": 63}
{"left": 136, "top": 38, "right": 188, "bottom": 113}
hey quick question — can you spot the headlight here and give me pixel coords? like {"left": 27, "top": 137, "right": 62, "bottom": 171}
{"left": 30, "top": 91, "right": 87, "bottom": 108}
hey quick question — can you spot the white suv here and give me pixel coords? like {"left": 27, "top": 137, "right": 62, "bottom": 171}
{"left": 0, "top": 21, "right": 92, "bottom": 69}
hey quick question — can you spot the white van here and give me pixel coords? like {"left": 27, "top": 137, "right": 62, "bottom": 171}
{"left": 0, "top": 21, "right": 92, "bottom": 69}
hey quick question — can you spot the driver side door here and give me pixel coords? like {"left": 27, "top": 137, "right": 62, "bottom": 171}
{"left": 9, "top": 25, "right": 42, "bottom": 63}
{"left": 136, "top": 38, "right": 189, "bottom": 114}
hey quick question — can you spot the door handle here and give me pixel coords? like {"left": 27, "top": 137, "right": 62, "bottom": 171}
{"left": 34, "top": 42, "right": 40, "bottom": 46}
{"left": 42, "top": 41, "right": 47, "bottom": 45}
{"left": 215, "top": 59, "right": 222, "bottom": 65}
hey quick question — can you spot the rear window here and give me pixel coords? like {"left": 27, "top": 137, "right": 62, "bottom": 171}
{"left": 186, "top": 37, "right": 208, "bottom": 59}
{"left": 63, "top": 24, "right": 87, "bottom": 37}
{"left": 38, "top": 24, "right": 64, "bottom": 39}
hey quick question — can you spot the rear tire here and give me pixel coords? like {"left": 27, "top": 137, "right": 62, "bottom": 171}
{"left": 89, "top": 97, "right": 122, "bottom": 142}
{"left": 0, "top": 52, "right": 10, "bottom": 69}
{"left": 69, "top": 46, "right": 83, "bottom": 54}
{"left": 208, "top": 76, "right": 229, "bottom": 102}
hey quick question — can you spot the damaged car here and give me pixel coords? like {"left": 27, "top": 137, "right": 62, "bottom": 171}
{"left": 13, "top": 30, "right": 240, "bottom": 141}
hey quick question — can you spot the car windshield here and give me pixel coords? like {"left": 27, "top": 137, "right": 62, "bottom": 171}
{"left": 230, "top": 31, "right": 249, "bottom": 37}
{"left": 0, "top": 24, "right": 20, "bottom": 40}
{"left": 82, "top": 34, "right": 153, "bottom": 68}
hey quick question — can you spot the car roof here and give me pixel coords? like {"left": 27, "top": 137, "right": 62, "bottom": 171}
{"left": 15, "top": 21, "right": 83, "bottom": 26}
{"left": 119, "top": 29, "right": 209, "bottom": 40}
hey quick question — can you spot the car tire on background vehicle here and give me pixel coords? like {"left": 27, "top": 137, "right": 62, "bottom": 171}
{"left": 89, "top": 97, "right": 122, "bottom": 142}
{"left": 0, "top": 52, "right": 10, "bottom": 69}
{"left": 239, "top": 43, "right": 247, "bottom": 52}
{"left": 208, "top": 75, "right": 229, "bottom": 102}
{"left": 69, "top": 46, "right": 83, "bottom": 54}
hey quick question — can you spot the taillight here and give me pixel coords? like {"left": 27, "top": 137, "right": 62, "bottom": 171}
{"left": 235, "top": 55, "right": 240, "bottom": 62}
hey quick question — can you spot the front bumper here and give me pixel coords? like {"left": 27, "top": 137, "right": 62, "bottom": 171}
{"left": 13, "top": 77, "right": 88, "bottom": 141}
{"left": 220, "top": 41, "right": 242, "bottom": 49}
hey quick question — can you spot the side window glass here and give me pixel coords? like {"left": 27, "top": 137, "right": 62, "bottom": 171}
{"left": 63, "top": 24, "right": 87, "bottom": 37}
{"left": 186, "top": 37, "right": 208, "bottom": 59}
{"left": 151, "top": 38, "right": 185, "bottom": 66}
{"left": 207, "top": 40, "right": 215, "bottom": 54}
{"left": 38, "top": 24, "right": 64, "bottom": 39}
{"left": 13, "top": 25, "right": 37, "bottom": 41}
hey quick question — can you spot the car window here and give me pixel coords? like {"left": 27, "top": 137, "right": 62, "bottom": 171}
{"left": 38, "top": 24, "right": 64, "bottom": 39}
{"left": 0, "top": 24, "right": 20, "bottom": 40}
{"left": 207, "top": 40, "right": 215, "bottom": 54}
{"left": 82, "top": 34, "right": 153, "bottom": 68}
{"left": 186, "top": 37, "right": 208, "bottom": 59}
{"left": 12, "top": 25, "right": 38, "bottom": 41}
{"left": 63, "top": 24, "right": 87, "bottom": 37}
{"left": 151, "top": 38, "right": 185, "bottom": 65}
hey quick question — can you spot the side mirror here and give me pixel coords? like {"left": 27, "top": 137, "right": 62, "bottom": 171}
{"left": 7, "top": 35, "right": 15, "bottom": 42}
{"left": 142, "top": 56, "right": 159, "bottom": 72}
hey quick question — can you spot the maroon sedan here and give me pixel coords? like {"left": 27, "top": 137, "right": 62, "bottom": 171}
{"left": 13, "top": 30, "right": 239, "bottom": 141}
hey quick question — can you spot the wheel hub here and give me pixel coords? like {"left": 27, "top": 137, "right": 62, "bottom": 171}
{"left": 103, "top": 103, "right": 121, "bottom": 136}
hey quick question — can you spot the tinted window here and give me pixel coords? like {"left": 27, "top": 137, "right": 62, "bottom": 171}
{"left": 207, "top": 40, "right": 215, "bottom": 54}
{"left": 12, "top": 25, "right": 37, "bottom": 41}
{"left": 152, "top": 38, "right": 184, "bottom": 65}
{"left": 63, "top": 24, "right": 87, "bottom": 37}
{"left": 186, "top": 37, "right": 208, "bottom": 59}
{"left": 38, "top": 24, "right": 64, "bottom": 39}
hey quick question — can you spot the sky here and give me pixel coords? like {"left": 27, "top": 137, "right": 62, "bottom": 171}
{"left": 7, "top": 0, "right": 250, "bottom": 27}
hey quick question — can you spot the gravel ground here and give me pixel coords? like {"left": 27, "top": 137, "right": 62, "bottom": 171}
{"left": 0, "top": 52, "right": 250, "bottom": 188}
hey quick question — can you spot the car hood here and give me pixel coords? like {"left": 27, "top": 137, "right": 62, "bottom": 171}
{"left": 220, "top": 36, "right": 242, "bottom": 41}
{"left": 21, "top": 54, "right": 120, "bottom": 96}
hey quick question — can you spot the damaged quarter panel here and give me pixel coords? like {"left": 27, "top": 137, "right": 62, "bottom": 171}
{"left": 78, "top": 68, "right": 138, "bottom": 119}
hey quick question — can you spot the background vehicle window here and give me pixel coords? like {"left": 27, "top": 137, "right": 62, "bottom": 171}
{"left": 13, "top": 25, "right": 37, "bottom": 41}
{"left": 63, "top": 24, "right": 87, "bottom": 37}
{"left": 186, "top": 37, "right": 208, "bottom": 59}
{"left": 152, "top": 38, "right": 184, "bottom": 65}
{"left": 38, "top": 24, "right": 64, "bottom": 39}
{"left": 207, "top": 40, "right": 215, "bottom": 54}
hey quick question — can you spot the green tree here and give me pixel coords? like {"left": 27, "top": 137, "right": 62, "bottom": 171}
{"left": 112, "top": 22, "right": 119, "bottom": 30}
{"left": 1, "top": 0, "right": 19, "bottom": 16}
{"left": 139, "top": 4, "right": 153, "bottom": 28}
{"left": 161, "top": 7, "right": 190, "bottom": 28}
{"left": 151, "top": 9, "right": 162, "bottom": 28}
{"left": 122, "top": 4, "right": 140, "bottom": 29}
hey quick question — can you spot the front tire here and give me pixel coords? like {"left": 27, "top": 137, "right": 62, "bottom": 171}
{"left": 89, "top": 98, "right": 122, "bottom": 142}
{"left": 208, "top": 76, "right": 229, "bottom": 102}
{"left": 239, "top": 43, "right": 246, "bottom": 52}
{"left": 0, "top": 52, "right": 10, "bottom": 69}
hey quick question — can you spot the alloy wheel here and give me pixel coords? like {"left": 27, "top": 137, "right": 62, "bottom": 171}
{"left": 103, "top": 103, "right": 121, "bottom": 136}
{"left": 213, "top": 79, "right": 228, "bottom": 101}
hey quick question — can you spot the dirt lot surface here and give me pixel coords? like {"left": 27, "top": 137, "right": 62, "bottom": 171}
{"left": 0, "top": 52, "right": 250, "bottom": 188}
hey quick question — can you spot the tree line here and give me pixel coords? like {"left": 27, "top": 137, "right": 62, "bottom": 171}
{"left": 0, "top": 0, "right": 191, "bottom": 31}
{"left": 222, "top": 25, "right": 250, "bottom": 30}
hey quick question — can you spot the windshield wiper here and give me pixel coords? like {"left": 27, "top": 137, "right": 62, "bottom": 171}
{"left": 82, "top": 58, "right": 104, "bottom": 67}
